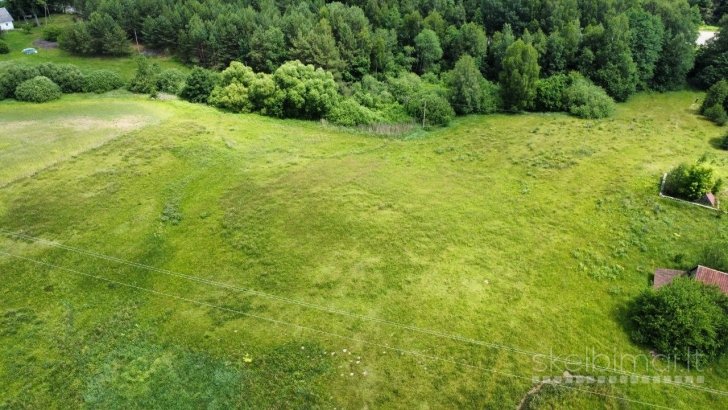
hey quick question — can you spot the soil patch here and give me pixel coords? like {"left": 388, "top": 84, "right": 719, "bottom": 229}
{"left": 32, "top": 40, "right": 59, "bottom": 49}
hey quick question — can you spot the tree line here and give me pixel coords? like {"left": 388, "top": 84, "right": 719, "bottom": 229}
{"left": 4, "top": 0, "right": 726, "bottom": 125}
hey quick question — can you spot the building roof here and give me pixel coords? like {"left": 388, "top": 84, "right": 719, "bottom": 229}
{"left": 698, "top": 193, "right": 717, "bottom": 207}
{"left": 691, "top": 265, "right": 728, "bottom": 294}
{"left": 0, "top": 8, "right": 14, "bottom": 24}
{"left": 654, "top": 268, "right": 686, "bottom": 289}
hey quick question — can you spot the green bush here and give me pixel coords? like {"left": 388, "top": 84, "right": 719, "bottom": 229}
{"left": 630, "top": 277, "right": 728, "bottom": 363}
{"left": 563, "top": 77, "right": 616, "bottom": 119}
{"left": 326, "top": 98, "right": 383, "bottom": 126}
{"left": 0, "top": 65, "right": 40, "bottom": 99}
{"left": 0, "top": 41, "right": 9, "bottom": 54}
{"left": 664, "top": 162, "right": 721, "bottom": 200}
{"left": 84, "top": 70, "right": 124, "bottom": 93}
{"left": 37, "top": 62, "right": 86, "bottom": 93}
{"left": 42, "top": 25, "right": 64, "bottom": 42}
{"left": 446, "top": 54, "right": 500, "bottom": 115}
{"left": 156, "top": 69, "right": 187, "bottom": 95}
{"left": 208, "top": 82, "right": 253, "bottom": 113}
{"left": 535, "top": 74, "right": 570, "bottom": 112}
{"left": 180, "top": 67, "right": 217, "bottom": 104}
{"left": 128, "top": 56, "right": 161, "bottom": 94}
{"left": 14, "top": 76, "right": 62, "bottom": 103}
{"left": 704, "top": 104, "right": 728, "bottom": 126}
{"left": 405, "top": 91, "right": 455, "bottom": 127}
{"left": 268, "top": 61, "right": 339, "bottom": 119}
{"left": 700, "top": 80, "right": 728, "bottom": 115}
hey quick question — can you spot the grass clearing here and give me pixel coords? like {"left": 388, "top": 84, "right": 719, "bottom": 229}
{"left": 0, "top": 15, "right": 186, "bottom": 79}
{"left": 1, "top": 91, "right": 727, "bottom": 408}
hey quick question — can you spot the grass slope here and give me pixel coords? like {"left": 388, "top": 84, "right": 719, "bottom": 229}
{"left": 1, "top": 91, "right": 727, "bottom": 409}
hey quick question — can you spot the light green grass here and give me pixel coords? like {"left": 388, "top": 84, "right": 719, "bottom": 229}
{"left": 0, "top": 91, "right": 727, "bottom": 409}
{"left": 0, "top": 15, "right": 186, "bottom": 79}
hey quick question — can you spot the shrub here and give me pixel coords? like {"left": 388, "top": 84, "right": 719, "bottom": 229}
{"left": 387, "top": 73, "right": 424, "bottom": 104}
{"left": 664, "top": 162, "right": 721, "bottom": 201}
{"left": 704, "top": 104, "right": 728, "bottom": 126}
{"left": 156, "top": 69, "right": 187, "bottom": 95}
{"left": 269, "top": 61, "right": 339, "bottom": 119}
{"left": 208, "top": 82, "right": 253, "bottom": 113}
{"left": 535, "top": 74, "right": 569, "bottom": 112}
{"left": 405, "top": 91, "right": 455, "bottom": 127}
{"left": 0, "top": 65, "right": 40, "bottom": 99}
{"left": 42, "top": 25, "right": 64, "bottom": 42}
{"left": 0, "top": 41, "right": 9, "bottom": 54}
{"left": 84, "top": 70, "right": 124, "bottom": 93}
{"left": 326, "top": 98, "right": 383, "bottom": 126}
{"left": 127, "top": 56, "right": 161, "bottom": 94}
{"left": 14, "top": 76, "right": 62, "bottom": 103}
{"left": 563, "top": 77, "right": 616, "bottom": 119}
{"left": 22, "top": 23, "right": 33, "bottom": 34}
{"left": 629, "top": 277, "right": 728, "bottom": 363}
{"left": 180, "top": 67, "right": 217, "bottom": 104}
{"left": 37, "top": 62, "right": 86, "bottom": 93}
{"left": 700, "top": 80, "right": 728, "bottom": 115}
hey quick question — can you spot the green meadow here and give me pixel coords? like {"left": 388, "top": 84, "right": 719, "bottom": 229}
{"left": 1, "top": 90, "right": 728, "bottom": 409}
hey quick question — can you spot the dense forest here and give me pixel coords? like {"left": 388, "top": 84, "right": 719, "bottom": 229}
{"left": 3, "top": 0, "right": 728, "bottom": 125}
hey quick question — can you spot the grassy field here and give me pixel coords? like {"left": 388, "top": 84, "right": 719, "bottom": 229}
{"left": 1, "top": 90, "right": 728, "bottom": 409}
{"left": 0, "top": 15, "right": 186, "bottom": 78}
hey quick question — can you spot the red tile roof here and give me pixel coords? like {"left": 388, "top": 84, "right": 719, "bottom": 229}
{"left": 654, "top": 269, "right": 686, "bottom": 289}
{"left": 691, "top": 266, "right": 728, "bottom": 295}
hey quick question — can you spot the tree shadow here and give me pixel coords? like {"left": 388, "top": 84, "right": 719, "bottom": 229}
{"left": 708, "top": 136, "right": 725, "bottom": 150}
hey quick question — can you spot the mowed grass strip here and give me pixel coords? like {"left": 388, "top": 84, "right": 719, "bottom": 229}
{"left": 0, "top": 91, "right": 727, "bottom": 408}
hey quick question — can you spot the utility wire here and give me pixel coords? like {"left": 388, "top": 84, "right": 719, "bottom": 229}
{"left": 0, "top": 249, "right": 679, "bottom": 410}
{"left": 1, "top": 229, "right": 726, "bottom": 397}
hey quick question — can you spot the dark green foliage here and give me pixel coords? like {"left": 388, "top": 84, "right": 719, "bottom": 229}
{"left": 446, "top": 55, "right": 499, "bottom": 115}
{"left": 630, "top": 277, "right": 728, "bottom": 363}
{"left": 42, "top": 25, "right": 64, "bottom": 42}
{"left": 128, "top": 56, "right": 162, "bottom": 94}
{"left": 60, "top": 12, "right": 129, "bottom": 56}
{"left": 156, "top": 69, "right": 187, "bottom": 95}
{"left": 705, "top": 104, "right": 728, "bottom": 126}
{"left": 0, "top": 40, "right": 9, "bottom": 54}
{"left": 14, "top": 76, "right": 62, "bottom": 103}
{"left": 664, "top": 162, "right": 721, "bottom": 200}
{"left": 628, "top": 10, "right": 664, "bottom": 91}
{"left": 701, "top": 80, "right": 728, "bottom": 115}
{"left": 37, "top": 63, "right": 87, "bottom": 93}
{"left": 405, "top": 91, "right": 455, "bottom": 127}
{"left": 563, "top": 76, "right": 616, "bottom": 119}
{"left": 0, "top": 65, "right": 40, "bottom": 99}
{"left": 326, "top": 98, "right": 383, "bottom": 126}
{"left": 180, "top": 67, "right": 218, "bottom": 104}
{"left": 84, "top": 70, "right": 125, "bottom": 94}
{"left": 535, "top": 74, "right": 570, "bottom": 112}
{"left": 247, "top": 26, "right": 286, "bottom": 74}
{"left": 579, "top": 15, "right": 638, "bottom": 102}
{"left": 499, "top": 40, "right": 540, "bottom": 111}
{"left": 414, "top": 29, "right": 442, "bottom": 74}
{"left": 269, "top": 61, "right": 339, "bottom": 119}
{"left": 290, "top": 19, "right": 345, "bottom": 79}
{"left": 721, "top": 134, "right": 728, "bottom": 150}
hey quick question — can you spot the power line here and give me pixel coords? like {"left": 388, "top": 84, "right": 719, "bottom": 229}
{"left": 1, "top": 229, "right": 726, "bottom": 397}
{"left": 0, "top": 249, "right": 678, "bottom": 410}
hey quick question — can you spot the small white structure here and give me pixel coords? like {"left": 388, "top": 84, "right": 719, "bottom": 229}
{"left": 0, "top": 8, "right": 14, "bottom": 31}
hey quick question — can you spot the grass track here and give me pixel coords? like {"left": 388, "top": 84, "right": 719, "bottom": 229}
{"left": 1, "top": 91, "right": 727, "bottom": 409}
